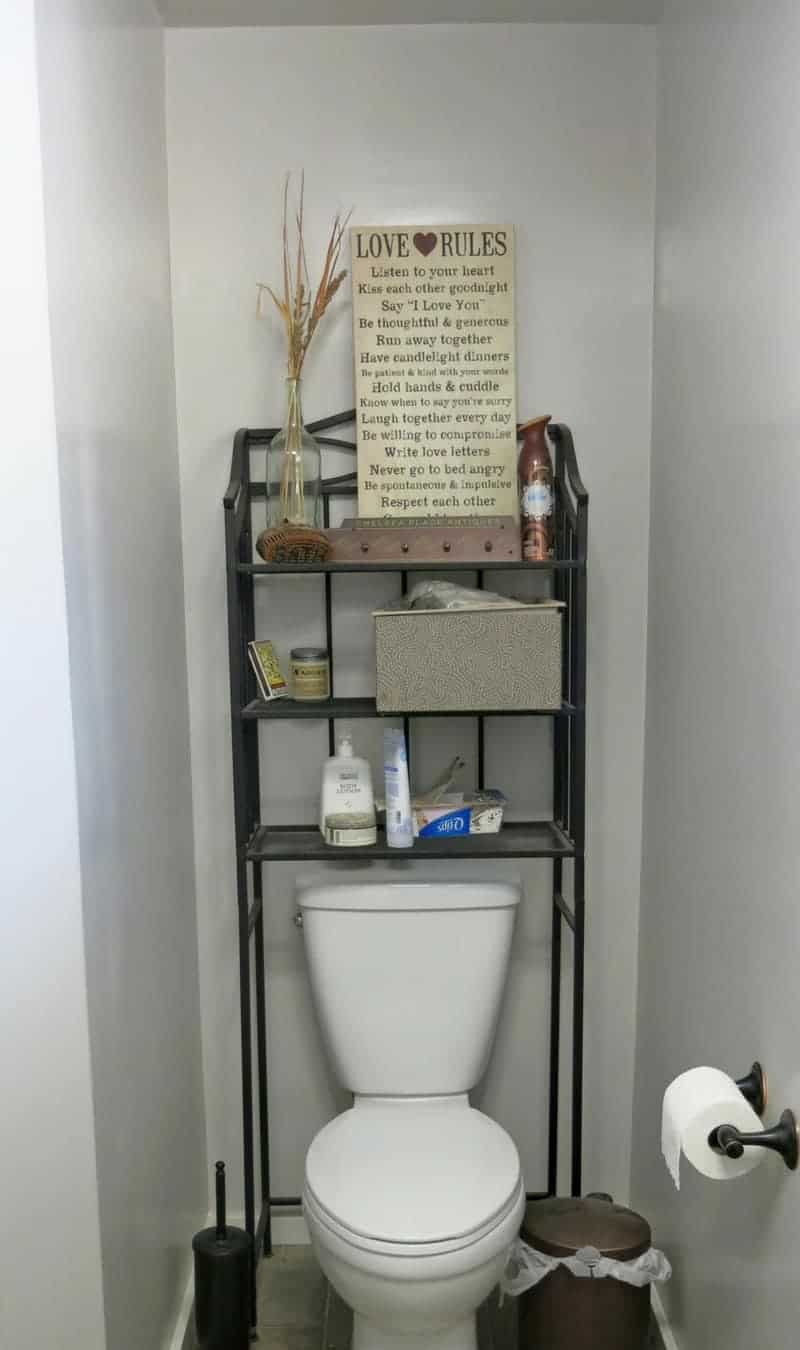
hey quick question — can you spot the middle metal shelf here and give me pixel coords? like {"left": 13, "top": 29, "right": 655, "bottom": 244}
{"left": 241, "top": 696, "right": 578, "bottom": 720}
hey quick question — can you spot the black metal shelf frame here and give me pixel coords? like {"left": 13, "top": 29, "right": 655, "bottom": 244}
{"left": 223, "top": 411, "right": 587, "bottom": 1319}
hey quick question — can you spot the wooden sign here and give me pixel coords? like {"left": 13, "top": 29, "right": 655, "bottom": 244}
{"left": 351, "top": 225, "right": 517, "bottom": 519}
{"left": 327, "top": 516, "right": 521, "bottom": 564}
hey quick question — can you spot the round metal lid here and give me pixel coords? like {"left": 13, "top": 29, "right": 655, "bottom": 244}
{"left": 305, "top": 1099, "right": 522, "bottom": 1246}
{"left": 521, "top": 1196, "right": 651, "bottom": 1261}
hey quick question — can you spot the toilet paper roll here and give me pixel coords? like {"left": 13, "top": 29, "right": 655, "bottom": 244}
{"left": 662, "top": 1066, "right": 764, "bottom": 1189}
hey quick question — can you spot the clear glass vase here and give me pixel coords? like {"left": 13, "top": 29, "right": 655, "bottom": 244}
{"left": 265, "top": 378, "right": 322, "bottom": 528}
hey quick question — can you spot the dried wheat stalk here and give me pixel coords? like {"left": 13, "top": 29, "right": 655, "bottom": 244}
{"left": 256, "top": 174, "right": 351, "bottom": 522}
{"left": 257, "top": 172, "right": 351, "bottom": 380}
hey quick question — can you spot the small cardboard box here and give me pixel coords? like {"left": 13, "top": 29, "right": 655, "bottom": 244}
{"left": 374, "top": 602, "right": 564, "bottom": 713}
{"left": 413, "top": 790, "right": 507, "bottom": 838}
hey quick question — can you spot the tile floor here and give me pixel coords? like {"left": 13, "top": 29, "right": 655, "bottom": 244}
{"left": 252, "top": 1246, "right": 664, "bottom": 1349}
{"left": 256, "top": 1246, "right": 327, "bottom": 1350}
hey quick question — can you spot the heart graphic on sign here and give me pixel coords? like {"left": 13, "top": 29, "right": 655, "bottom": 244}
{"left": 413, "top": 232, "right": 437, "bottom": 257}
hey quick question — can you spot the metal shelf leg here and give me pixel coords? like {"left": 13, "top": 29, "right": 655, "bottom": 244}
{"left": 571, "top": 859, "right": 585, "bottom": 1197}
{"left": 254, "top": 865, "right": 271, "bottom": 1258}
{"left": 548, "top": 858, "right": 563, "bottom": 1195}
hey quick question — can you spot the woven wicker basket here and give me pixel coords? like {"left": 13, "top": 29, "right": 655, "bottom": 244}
{"left": 256, "top": 526, "right": 330, "bottom": 565}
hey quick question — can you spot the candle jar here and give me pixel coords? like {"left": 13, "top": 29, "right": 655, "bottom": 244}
{"left": 290, "top": 647, "right": 330, "bottom": 701}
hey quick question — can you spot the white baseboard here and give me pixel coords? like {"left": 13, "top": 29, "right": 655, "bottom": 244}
{"left": 224, "top": 1206, "right": 310, "bottom": 1246}
{"left": 652, "top": 1287, "right": 680, "bottom": 1350}
{"left": 273, "top": 1211, "right": 310, "bottom": 1244}
{"left": 165, "top": 1261, "right": 197, "bottom": 1350}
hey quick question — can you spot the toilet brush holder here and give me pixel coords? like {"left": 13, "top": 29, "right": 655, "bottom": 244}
{"left": 193, "top": 1162, "right": 252, "bottom": 1350}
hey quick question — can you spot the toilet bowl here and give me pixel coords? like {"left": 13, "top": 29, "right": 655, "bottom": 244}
{"left": 298, "top": 881, "right": 523, "bottom": 1350}
{"left": 303, "top": 1096, "right": 525, "bottom": 1350}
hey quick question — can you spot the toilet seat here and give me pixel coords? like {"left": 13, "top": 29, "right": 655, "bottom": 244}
{"left": 304, "top": 1176, "right": 525, "bottom": 1264}
{"left": 304, "top": 1096, "right": 523, "bottom": 1257}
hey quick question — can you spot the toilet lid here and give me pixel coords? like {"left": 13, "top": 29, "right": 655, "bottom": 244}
{"left": 304, "top": 1099, "right": 522, "bottom": 1246}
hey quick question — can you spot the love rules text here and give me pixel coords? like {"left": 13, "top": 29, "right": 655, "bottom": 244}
{"left": 354, "top": 229, "right": 509, "bottom": 261}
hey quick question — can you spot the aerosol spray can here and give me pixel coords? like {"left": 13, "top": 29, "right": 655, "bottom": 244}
{"left": 518, "top": 415, "right": 554, "bottom": 562}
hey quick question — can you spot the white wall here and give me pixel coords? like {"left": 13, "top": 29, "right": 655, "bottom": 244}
{"left": 32, "top": 3, "right": 207, "bottom": 1348}
{"left": 160, "top": 0, "right": 664, "bottom": 24}
{"left": 632, "top": 2, "right": 800, "bottom": 1345}
{"left": 0, "top": 4, "right": 106, "bottom": 1347}
{"left": 167, "top": 21, "right": 655, "bottom": 1211}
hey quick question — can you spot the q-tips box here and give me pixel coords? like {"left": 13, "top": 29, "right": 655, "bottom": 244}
{"left": 374, "top": 602, "right": 564, "bottom": 713}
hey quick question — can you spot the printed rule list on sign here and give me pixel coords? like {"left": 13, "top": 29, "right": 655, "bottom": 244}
{"left": 351, "top": 226, "right": 517, "bottom": 519}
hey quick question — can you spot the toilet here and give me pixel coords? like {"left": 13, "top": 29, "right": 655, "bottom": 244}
{"left": 298, "top": 880, "right": 525, "bottom": 1350}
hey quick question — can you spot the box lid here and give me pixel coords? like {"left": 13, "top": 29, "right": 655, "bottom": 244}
{"left": 373, "top": 601, "right": 565, "bottom": 617}
{"left": 521, "top": 1196, "right": 651, "bottom": 1261}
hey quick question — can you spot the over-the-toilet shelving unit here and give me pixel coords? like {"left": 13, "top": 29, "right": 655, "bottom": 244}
{"left": 224, "top": 411, "right": 587, "bottom": 1315}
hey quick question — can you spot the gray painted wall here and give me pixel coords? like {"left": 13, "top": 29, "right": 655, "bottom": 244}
{"left": 632, "top": 2, "right": 800, "bottom": 1345}
{"left": 158, "top": 0, "right": 664, "bottom": 26}
{"left": 0, "top": 4, "right": 106, "bottom": 1346}
{"left": 34, "top": 3, "right": 207, "bottom": 1347}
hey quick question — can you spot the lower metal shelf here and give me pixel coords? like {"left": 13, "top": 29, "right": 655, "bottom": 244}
{"left": 245, "top": 820, "right": 576, "bottom": 862}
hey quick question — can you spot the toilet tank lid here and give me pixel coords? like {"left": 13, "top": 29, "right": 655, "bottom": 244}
{"left": 297, "top": 881, "right": 521, "bottom": 912}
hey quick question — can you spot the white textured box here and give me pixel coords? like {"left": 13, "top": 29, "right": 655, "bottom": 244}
{"left": 374, "top": 603, "right": 564, "bottom": 713}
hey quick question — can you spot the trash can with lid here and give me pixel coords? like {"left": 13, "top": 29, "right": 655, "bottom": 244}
{"left": 509, "top": 1195, "right": 668, "bottom": 1350}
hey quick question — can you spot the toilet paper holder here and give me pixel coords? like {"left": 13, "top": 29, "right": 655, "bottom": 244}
{"left": 708, "top": 1063, "right": 799, "bottom": 1171}
{"left": 735, "top": 1061, "right": 768, "bottom": 1115}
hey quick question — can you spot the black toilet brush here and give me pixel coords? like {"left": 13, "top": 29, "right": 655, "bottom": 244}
{"left": 193, "top": 1161, "right": 252, "bottom": 1349}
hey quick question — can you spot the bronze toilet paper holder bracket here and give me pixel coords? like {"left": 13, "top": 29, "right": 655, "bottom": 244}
{"left": 707, "top": 1062, "right": 799, "bottom": 1171}
{"left": 734, "top": 1060, "right": 767, "bottom": 1115}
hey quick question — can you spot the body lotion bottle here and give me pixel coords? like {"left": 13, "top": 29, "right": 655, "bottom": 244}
{"left": 319, "top": 734, "right": 377, "bottom": 847}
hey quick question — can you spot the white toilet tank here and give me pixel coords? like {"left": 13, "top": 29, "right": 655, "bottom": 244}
{"left": 297, "top": 881, "right": 520, "bottom": 1095}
